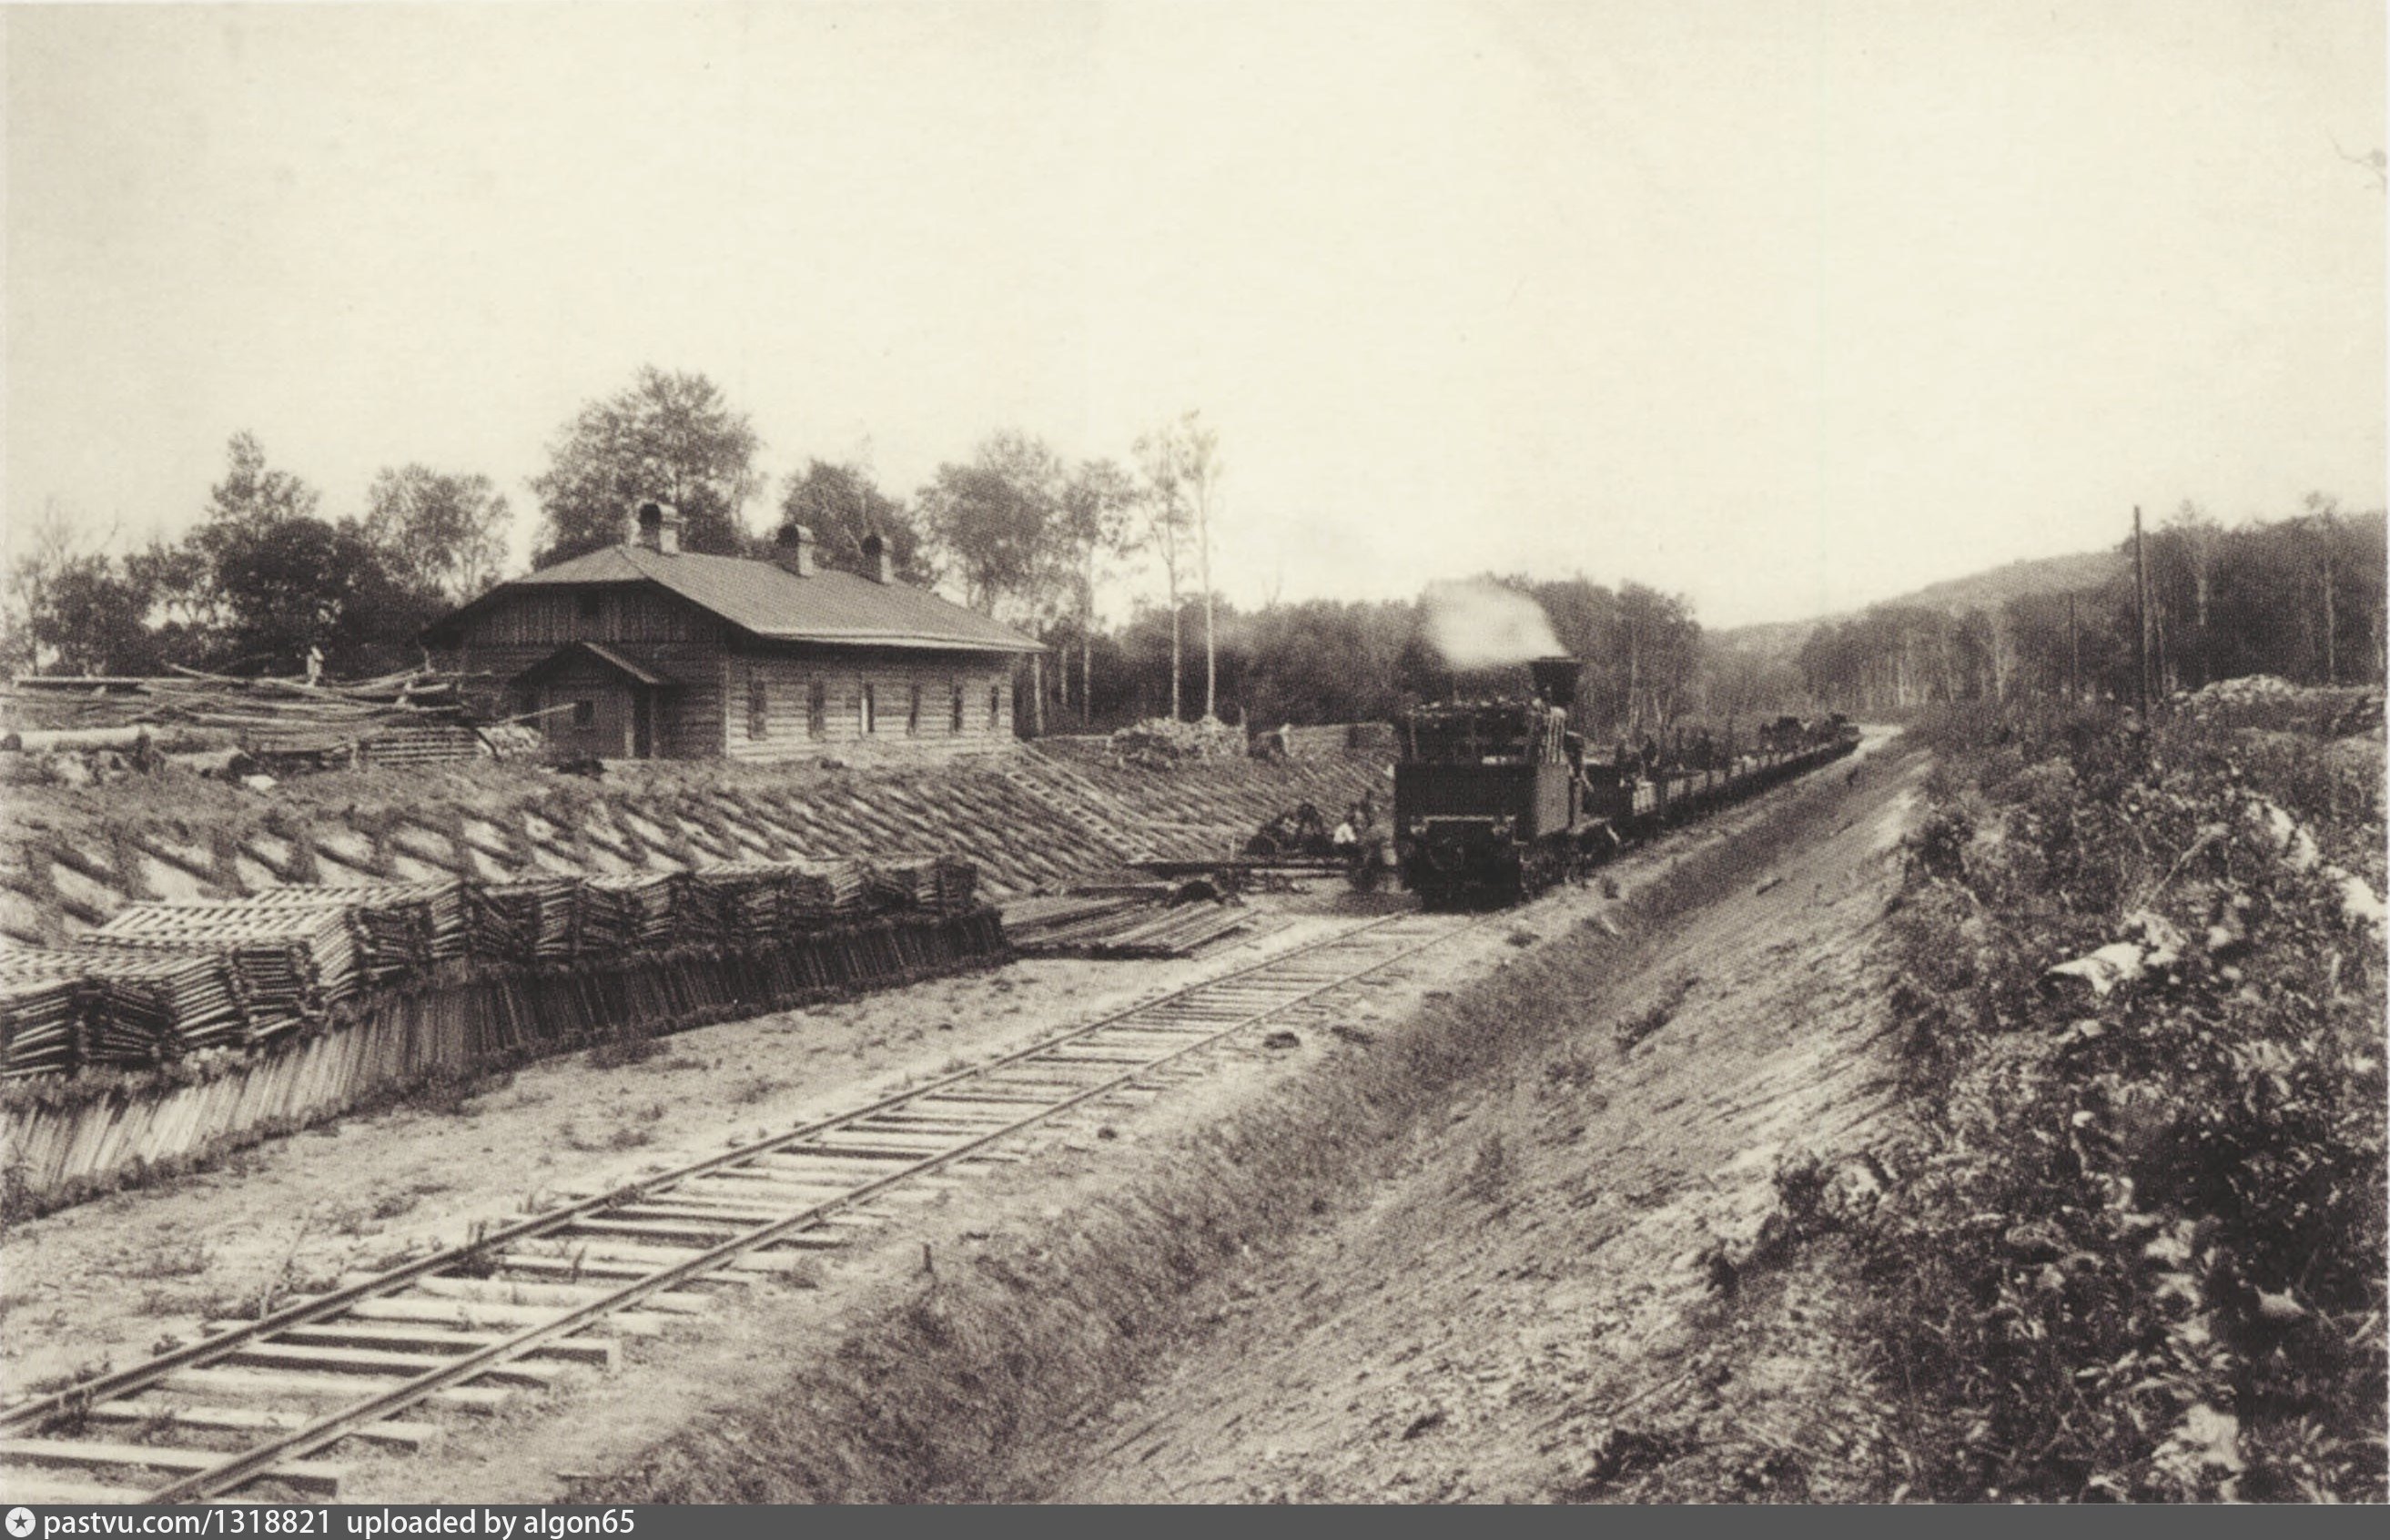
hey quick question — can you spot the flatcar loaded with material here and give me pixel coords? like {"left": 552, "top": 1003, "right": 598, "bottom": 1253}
{"left": 1393, "top": 656, "right": 1858, "bottom": 907}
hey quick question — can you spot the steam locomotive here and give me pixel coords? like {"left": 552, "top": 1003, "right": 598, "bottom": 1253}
{"left": 1391, "top": 657, "right": 1859, "bottom": 907}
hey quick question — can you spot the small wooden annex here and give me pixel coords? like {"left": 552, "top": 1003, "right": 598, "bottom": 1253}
{"left": 423, "top": 503, "right": 1043, "bottom": 761}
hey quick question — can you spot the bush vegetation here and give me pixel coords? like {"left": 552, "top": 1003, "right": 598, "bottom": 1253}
{"left": 1863, "top": 695, "right": 2385, "bottom": 1501}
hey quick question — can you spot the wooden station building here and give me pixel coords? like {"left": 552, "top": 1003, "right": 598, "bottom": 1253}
{"left": 424, "top": 502, "right": 1043, "bottom": 761}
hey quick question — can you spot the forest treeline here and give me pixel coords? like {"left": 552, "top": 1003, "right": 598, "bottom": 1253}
{"left": 5, "top": 365, "right": 2377, "bottom": 737}
{"left": 0, "top": 367, "right": 1714, "bottom": 738}
{"left": 1792, "top": 503, "right": 2387, "bottom": 712}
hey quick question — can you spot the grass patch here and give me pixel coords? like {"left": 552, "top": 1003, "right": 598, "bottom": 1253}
{"left": 1614, "top": 973, "right": 1696, "bottom": 1053}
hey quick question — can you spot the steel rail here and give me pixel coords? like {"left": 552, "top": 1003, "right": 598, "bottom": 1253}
{"left": 0, "top": 907, "right": 1426, "bottom": 1437}
{"left": 141, "top": 911, "right": 1485, "bottom": 1504}
{"left": 5, "top": 909, "right": 1484, "bottom": 1502}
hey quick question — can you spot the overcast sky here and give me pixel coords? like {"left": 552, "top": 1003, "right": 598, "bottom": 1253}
{"left": 5, "top": 0, "right": 2382, "bottom": 629}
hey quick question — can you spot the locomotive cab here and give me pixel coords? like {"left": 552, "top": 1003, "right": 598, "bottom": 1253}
{"left": 1393, "top": 656, "right": 1585, "bottom": 906}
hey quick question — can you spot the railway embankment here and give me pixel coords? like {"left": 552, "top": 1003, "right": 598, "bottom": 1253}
{"left": 548, "top": 735, "right": 1916, "bottom": 1504}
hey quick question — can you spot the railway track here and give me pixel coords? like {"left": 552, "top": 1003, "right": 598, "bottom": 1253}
{"left": 0, "top": 907, "right": 1488, "bottom": 1505}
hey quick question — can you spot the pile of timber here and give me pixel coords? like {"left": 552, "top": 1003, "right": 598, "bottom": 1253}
{"left": 0, "top": 666, "right": 481, "bottom": 757}
{"left": 1002, "top": 885, "right": 1254, "bottom": 958}
{"left": 0, "top": 853, "right": 988, "bottom": 1080}
{"left": 2, "top": 906, "right": 1015, "bottom": 1209}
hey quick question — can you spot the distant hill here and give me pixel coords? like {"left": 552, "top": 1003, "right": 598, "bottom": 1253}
{"left": 1714, "top": 549, "right": 2126, "bottom": 664}
{"left": 1875, "top": 550, "right": 2125, "bottom": 617}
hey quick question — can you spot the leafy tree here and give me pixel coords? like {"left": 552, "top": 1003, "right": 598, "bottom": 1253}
{"left": 775, "top": 459, "right": 936, "bottom": 584}
{"left": 362, "top": 465, "right": 511, "bottom": 603}
{"left": 207, "top": 431, "right": 322, "bottom": 527}
{"left": 0, "top": 498, "right": 163, "bottom": 674}
{"left": 529, "top": 367, "right": 762, "bottom": 564}
{"left": 25, "top": 556, "right": 166, "bottom": 674}
{"left": 183, "top": 434, "right": 436, "bottom": 676}
{"left": 1053, "top": 457, "right": 1140, "bottom": 723}
{"left": 1134, "top": 412, "right": 1223, "bottom": 719}
{"left": 1131, "top": 421, "right": 1195, "bottom": 720}
{"left": 917, "top": 431, "right": 1062, "bottom": 622}
{"left": 200, "top": 515, "right": 386, "bottom": 674}
{"left": 1614, "top": 582, "right": 1701, "bottom": 731}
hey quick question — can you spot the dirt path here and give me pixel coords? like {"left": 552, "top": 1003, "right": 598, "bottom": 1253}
{"left": 1017, "top": 745, "right": 1926, "bottom": 1502}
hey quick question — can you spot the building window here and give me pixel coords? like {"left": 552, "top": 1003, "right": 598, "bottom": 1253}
{"left": 987, "top": 683, "right": 1000, "bottom": 729}
{"left": 572, "top": 699, "right": 595, "bottom": 727}
{"left": 950, "top": 683, "right": 964, "bottom": 732}
{"left": 861, "top": 684, "right": 877, "bottom": 735}
{"left": 807, "top": 679, "right": 826, "bottom": 738}
{"left": 747, "top": 677, "right": 768, "bottom": 740}
{"left": 576, "top": 591, "right": 602, "bottom": 622}
{"left": 906, "top": 683, "right": 922, "bottom": 735}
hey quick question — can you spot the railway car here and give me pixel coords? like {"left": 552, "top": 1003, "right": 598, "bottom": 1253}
{"left": 1392, "top": 657, "right": 1861, "bottom": 908}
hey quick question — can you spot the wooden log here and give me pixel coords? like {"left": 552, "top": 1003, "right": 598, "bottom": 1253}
{"left": 210, "top": 1342, "right": 562, "bottom": 1388}
{"left": 158, "top": 1364, "right": 511, "bottom": 1413}
{"left": 235, "top": 1322, "right": 616, "bottom": 1369}
{"left": 400, "top": 1277, "right": 714, "bottom": 1315}
{"left": 339, "top": 1295, "right": 667, "bottom": 1338}
{"left": 0, "top": 1437, "right": 346, "bottom": 1498}
{"left": 85, "top": 1401, "right": 440, "bottom": 1454}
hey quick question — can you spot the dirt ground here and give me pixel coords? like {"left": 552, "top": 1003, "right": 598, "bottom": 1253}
{"left": 1009, "top": 744, "right": 1924, "bottom": 1501}
{"left": 3, "top": 735, "right": 1912, "bottom": 1505}
{"left": 0, "top": 906, "right": 1343, "bottom": 1396}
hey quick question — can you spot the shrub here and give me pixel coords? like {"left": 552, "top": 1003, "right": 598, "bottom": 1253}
{"left": 1863, "top": 701, "right": 2386, "bottom": 1502}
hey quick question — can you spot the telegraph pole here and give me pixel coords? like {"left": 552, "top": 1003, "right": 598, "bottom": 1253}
{"left": 2068, "top": 591, "right": 2080, "bottom": 702}
{"left": 2132, "top": 505, "right": 2153, "bottom": 716}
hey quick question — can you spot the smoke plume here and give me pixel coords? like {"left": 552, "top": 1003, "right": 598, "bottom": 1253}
{"left": 1423, "top": 579, "right": 1564, "bottom": 669}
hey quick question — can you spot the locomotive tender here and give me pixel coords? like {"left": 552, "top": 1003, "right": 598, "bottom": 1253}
{"left": 1392, "top": 656, "right": 1858, "bottom": 907}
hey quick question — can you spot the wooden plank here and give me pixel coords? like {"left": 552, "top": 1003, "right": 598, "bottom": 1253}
{"left": 395, "top": 1277, "right": 714, "bottom": 1315}
{"left": 340, "top": 1296, "right": 669, "bottom": 1338}
{"left": 215, "top": 1342, "right": 562, "bottom": 1387}
{"left": 165, "top": 1367, "right": 514, "bottom": 1414}
{"left": 213, "top": 1322, "right": 617, "bottom": 1369}
{"left": 561, "top": 1217, "right": 752, "bottom": 1246}
{"left": 86, "top": 1401, "right": 440, "bottom": 1454}
{"left": 530, "top": 1234, "right": 811, "bottom": 1269}
{"left": 0, "top": 1438, "right": 345, "bottom": 1498}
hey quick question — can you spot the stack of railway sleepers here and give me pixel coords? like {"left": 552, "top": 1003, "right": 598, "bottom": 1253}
{"left": 83, "top": 949, "right": 242, "bottom": 1054}
{"left": 471, "top": 877, "right": 580, "bottom": 966}
{"left": 81, "top": 902, "right": 356, "bottom": 1037}
{"left": 1002, "top": 890, "right": 1254, "bottom": 958}
{"left": 0, "top": 853, "right": 996, "bottom": 1079}
{"left": 674, "top": 862, "right": 792, "bottom": 947}
{"left": 1000, "top": 892, "right": 1140, "bottom": 940}
{"left": 932, "top": 853, "right": 978, "bottom": 913}
{"left": 866, "top": 854, "right": 981, "bottom": 915}
{"left": 581, "top": 873, "right": 677, "bottom": 953}
{"left": 215, "top": 884, "right": 442, "bottom": 984}
{"left": 868, "top": 856, "right": 940, "bottom": 910}
{"left": 0, "top": 951, "right": 89, "bottom": 1077}
{"left": 784, "top": 859, "right": 871, "bottom": 927}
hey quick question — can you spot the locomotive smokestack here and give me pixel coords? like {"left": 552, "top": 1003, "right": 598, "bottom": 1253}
{"left": 1528, "top": 655, "right": 1579, "bottom": 709}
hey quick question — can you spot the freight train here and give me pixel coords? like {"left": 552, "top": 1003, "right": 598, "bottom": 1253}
{"left": 1391, "top": 657, "right": 1858, "bottom": 907}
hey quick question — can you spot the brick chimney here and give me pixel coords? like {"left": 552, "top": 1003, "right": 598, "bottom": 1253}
{"left": 631, "top": 500, "right": 683, "bottom": 556}
{"left": 774, "top": 523, "right": 815, "bottom": 578}
{"left": 861, "top": 532, "right": 893, "bottom": 584}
